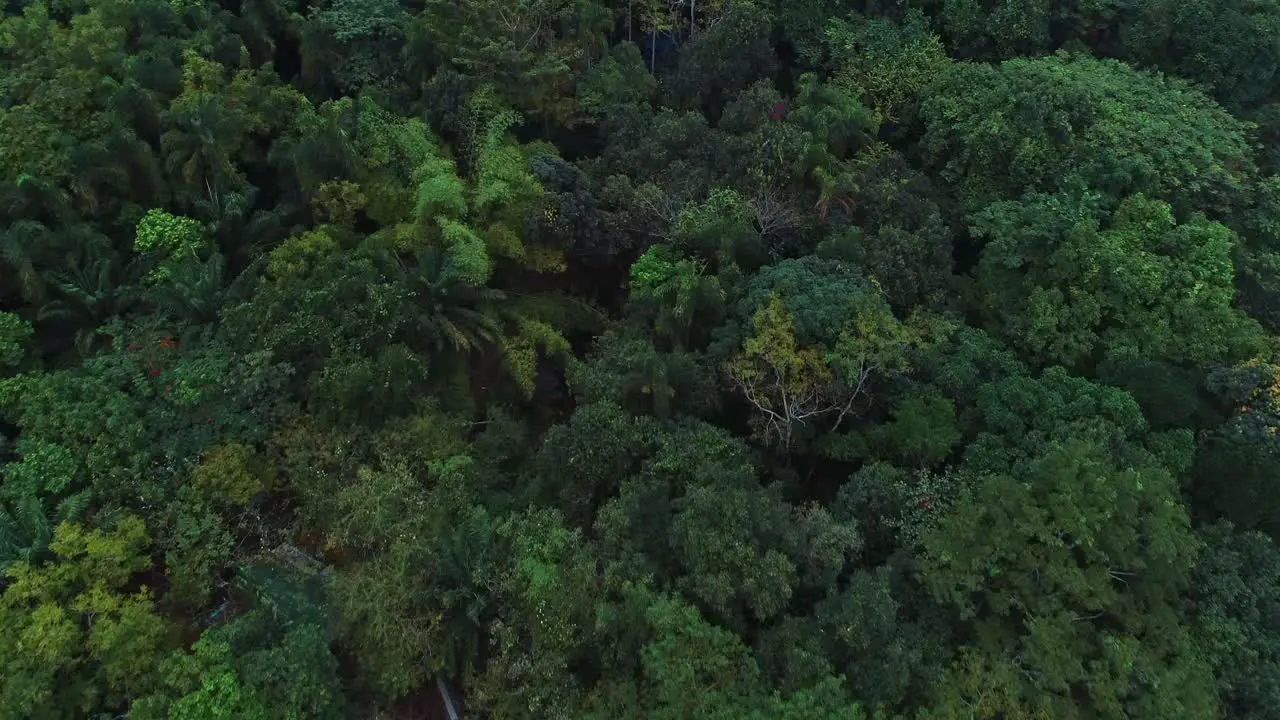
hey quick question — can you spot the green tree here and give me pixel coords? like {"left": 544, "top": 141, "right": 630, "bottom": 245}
{"left": 133, "top": 563, "right": 344, "bottom": 720}
{"left": 0, "top": 516, "right": 174, "bottom": 718}
{"left": 1188, "top": 523, "right": 1280, "bottom": 719}
{"left": 920, "top": 438, "right": 1217, "bottom": 718}
{"left": 419, "top": 0, "right": 613, "bottom": 126}
{"left": 726, "top": 257, "right": 921, "bottom": 450}
{"left": 971, "top": 191, "right": 1266, "bottom": 373}
{"left": 921, "top": 53, "right": 1256, "bottom": 215}
{"left": 1121, "top": 0, "right": 1280, "bottom": 111}
{"left": 1194, "top": 359, "right": 1280, "bottom": 537}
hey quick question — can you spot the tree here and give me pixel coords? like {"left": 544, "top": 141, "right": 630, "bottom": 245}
{"left": 815, "top": 149, "right": 955, "bottom": 311}
{"left": 305, "top": 0, "right": 408, "bottom": 95}
{"left": 1120, "top": 0, "right": 1280, "bottom": 111}
{"left": 132, "top": 563, "right": 344, "bottom": 720}
{"left": 629, "top": 244, "right": 726, "bottom": 349}
{"left": 921, "top": 53, "right": 1256, "bottom": 215}
{"left": 920, "top": 438, "right": 1218, "bottom": 718}
{"left": 1188, "top": 523, "right": 1280, "bottom": 719}
{"left": 662, "top": 1, "right": 778, "bottom": 116}
{"left": 971, "top": 191, "right": 1266, "bottom": 373}
{"left": 470, "top": 508, "right": 600, "bottom": 717}
{"left": 418, "top": 0, "right": 613, "bottom": 126}
{"left": 530, "top": 401, "right": 663, "bottom": 528}
{"left": 725, "top": 257, "right": 921, "bottom": 450}
{"left": 0, "top": 516, "right": 174, "bottom": 718}
{"left": 824, "top": 10, "right": 951, "bottom": 130}
{"left": 1194, "top": 360, "right": 1280, "bottom": 537}
{"left": 726, "top": 295, "right": 857, "bottom": 449}
{"left": 580, "top": 585, "right": 866, "bottom": 719}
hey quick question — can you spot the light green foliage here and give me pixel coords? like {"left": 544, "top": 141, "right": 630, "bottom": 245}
{"left": 0, "top": 438, "right": 90, "bottom": 569}
{"left": 267, "top": 229, "right": 340, "bottom": 280}
{"left": 472, "top": 114, "right": 560, "bottom": 271}
{"left": 973, "top": 191, "right": 1266, "bottom": 370}
{"left": 922, "top": 53, "right": 1256, "bottom": 214}
{"left": 189, "top": 442, "right": 272, "bottom": 507}
{"left": 438, "top": 218, "right": 492, "bottom": 284}
{"left": 499, "top": 317, "right": 572, "bottom": 397}
{"left": 674, "top": 187, "right": 763, "bottom": 269}
{"left": 135, "top": 564, "right": 343, "bottom": 719}
{"left": 134, "top": 207, "right": 207, "bottom": 280}
{"left": 134, "top": 209, "right": 205, "bottom": 257}
{"left": 351, "top": 96, "right": 446, "bottom": 225}
{"left": 0, "top": 516, "right": 173, "bottom": 718}
{"left": 472, "top": 508, "right": 598, "bottom": 717}
{"left": 629, "top": 244, "right": 725, "bottom": 347}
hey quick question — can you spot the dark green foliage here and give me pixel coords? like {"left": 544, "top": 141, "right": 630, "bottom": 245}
{"left": 1121, "top": 0, "right": 1280, "bottom": 112}
{"left": 1189, "top": 523, "right": 1280, "bottom": 719}
{"left": 4, "top": 1, "right": 1279, "bottom": 717}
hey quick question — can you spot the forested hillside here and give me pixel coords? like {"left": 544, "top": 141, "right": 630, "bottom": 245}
{"left": 3, "top": 0, "right": 1280, "bottom": 717}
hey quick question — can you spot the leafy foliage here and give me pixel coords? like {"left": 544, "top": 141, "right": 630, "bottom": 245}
{"left": 2, "top": 0, "right": 1279, "bottom": 717}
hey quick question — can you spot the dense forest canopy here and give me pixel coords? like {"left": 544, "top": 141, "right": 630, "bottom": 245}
{"left": 3, "top": 0, "right": 1280, "bottom": 717}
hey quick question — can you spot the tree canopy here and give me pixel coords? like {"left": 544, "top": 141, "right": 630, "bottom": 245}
{"left": 1, "top": 0, "right": 1278, "bottom": 717}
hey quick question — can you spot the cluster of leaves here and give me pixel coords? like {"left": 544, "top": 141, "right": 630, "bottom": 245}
{"left": 3, "top": 0, "right": 1280, "bottom": 717}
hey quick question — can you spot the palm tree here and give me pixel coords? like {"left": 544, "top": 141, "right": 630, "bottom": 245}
{"left": 148, "top": 253, "right": 227, "bottom": 327}
{"left": 67, "top": 130, "right": 165, "bottom": 220}
{"left": 192, "top": 181, "right": 296, "bottom": 268}
{"left": 0, "top": 174, "right": 112, "bottom": 308}
{"left": 161, "top": 98, "right": 242, "bottom": 205}
{"left": 38, "top": 250, "right": 143, "bottom": 356}
{"left": 0, "top": 220, "right": 48, "bottom": 305}
{"left": 396, "top": 245, "right": 505, "bottom": 359}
